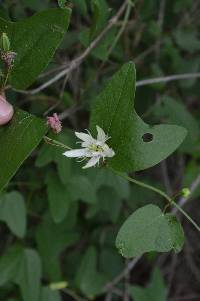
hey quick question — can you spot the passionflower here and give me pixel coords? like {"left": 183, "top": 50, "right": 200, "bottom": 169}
{"left": 63, "top": 126, "right": 115, "bottom": 169}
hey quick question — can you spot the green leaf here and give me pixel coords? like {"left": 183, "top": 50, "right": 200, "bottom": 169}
{"left": 0, "top": 245, "right": 23, "bottom": 286}
{"left": 0, "top": 109, "right": 47, "bottom": 192}
{"left": 70, "top": 0, "right": 87, "bottom": 15}
{"left": 36, "top": 130, "right": 73, "bottom": 183}
{"left": 80, "top": 28, "right": 116, "bottom": 61}
{"left": 165, "top": 214, "right": 185, "bottom": 253}
{"left": 76, "top": 246, "right": 107, "bottom": 298}
{"left": 115, "top": 204, "right": 184, "bottom": 258}
{"left": 90, "top": 62, "right": 187, "bottom": 172}
{"left": 87, "top": 187, "right": 122, "bottom": 222}
{"left": 35, "top": 143, "right": 55, "bottom": 167}
{"left": 57, "top": 0, "right": 67, "bottom": 9}
{"left": 36, "top": 210, "right": 79, "bottom": 281}
{"left": 174, "top": 29, "right": 200, "bottom": 53}
{"left": 129, "top": 267, "right": 167, "bottom": 301}
{"left": 0, "top": 8, "right": 71, "bottom": 89}
{"left": 22, "top": 0, "right": 50, "bottom": 11}
{"left": 46, "top": 173, "right": 72, "bottom": 223}
{"left": 0, "top": 246, "right": 42, "bottom": 301}
{"left": 0, "top": 191, "right": 26, "bottom": 238}
{"left": 99, "top": 248, "right": 124, "bottom": 280}
{"left": 41, "top": 287, "right": 61, "bottom": 301}
{"left": 90, "top": 0, "right": 109, "bottom": 38}
{"left": 79, "top": 0, "right": 110, "bottom": 57}
{"left": 92, "top": 168, "right": 130, "bottom": 199}
{"left": 70, "top": 175, "right": 97, "bottom": 204}
{"left": 154, "top": 96, "right": 200, "bottom": 152}
{"left": 15, "top": 249, "right": 42, "bottom": 301}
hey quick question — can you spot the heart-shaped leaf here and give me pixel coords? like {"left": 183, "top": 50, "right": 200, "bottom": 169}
{"left": 0, "top": 109, "right": 48, "bottom": 192}
{"left": 116, "top": 204, "right": 184, "bottom": 258}
{"left": 0, "top": 8, "right": 71, "bottom": 89}
{"left": 90, "top": 62, "right": 187, "bottom": 172}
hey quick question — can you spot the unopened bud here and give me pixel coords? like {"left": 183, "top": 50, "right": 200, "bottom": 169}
{"left": 0, "top": 33, "right": 10, "bottom": 52}
{"left": 1, "top": 51, "right": 17, "bottom": 68}
{"left": 47, "top": 113, "right": 62, "bottom": 134}
{"left": 182, "top": 188, "right": 191, "bottom": 198}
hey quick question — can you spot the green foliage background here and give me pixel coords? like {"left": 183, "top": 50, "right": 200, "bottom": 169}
{"left": 0, "top": 0, "right": 200, "bottom": 300}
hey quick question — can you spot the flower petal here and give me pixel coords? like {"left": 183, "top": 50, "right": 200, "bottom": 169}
{"left": 75, "top": 131, "right": 94, "bottom": 143}
{"left": 96, "top": 125, "right": 108, "bottom": 143}
{"left": 82, "top": 156, "right": 100, "bottom": 169}
{"left": 63, "top": 148, "right": 88, "bottom": 158}
{"left": 103, "top": 144, "right": 115, "bottom": 158}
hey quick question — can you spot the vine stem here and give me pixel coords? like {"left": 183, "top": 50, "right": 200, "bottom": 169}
{"left": 114, "top": 170, "right": 200, "bottom": 233}
{"left": 1, "top": 68, "right": 10, "bottom": 92}
{"left": 42, "top": 135, "right": 200, "bottom": 233}
{"left": 44, "top": 136, "right": 71, "bottom": 150}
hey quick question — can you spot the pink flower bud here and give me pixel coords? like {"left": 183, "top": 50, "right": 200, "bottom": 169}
{"left": 1, "top": 51, "right": 17, "bottom": 68}
{"left": 0, "top": 95, "right": 14, "bottom": 125}
{"left": 47, "top": 113, "right": 62, "bottom": 134}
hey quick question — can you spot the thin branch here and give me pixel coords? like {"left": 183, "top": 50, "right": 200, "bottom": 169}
{"left": 155, "top": 0, "right": 166, "bottom": 60}
{"left": 105, "top": 292, "right": 112, "bottom": 301}
{"left": 104, "top": 256, "right": 141, "bottom": 291}
{"left": 16, "top": 71, "right": 200, "bottom": 96}
{"left": 134, "top": 40, "right": 162, "bottom": 64}
{"left": 16, "top": 1, "right": 129, "bottom": 96}
{"left": 136, "top": 73, "right": 200, "bottom": 87}
{"left": 97, "top": 2, "right": 132, "bottom": 75}
{"left": 169, "top": 294, "right": 200, "bottom": 301}
{"left": 62, "top": 288, "right": 88, "bottom": 301}
{"left": 58, "top": 105, "right": 81, "bottom": 121}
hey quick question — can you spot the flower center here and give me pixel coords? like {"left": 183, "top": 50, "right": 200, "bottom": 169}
{"left": 88, "top": 143, "right": 103, "bottom": 153}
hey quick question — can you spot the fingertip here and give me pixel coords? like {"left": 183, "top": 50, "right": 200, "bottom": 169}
{"left": 0, "top": 95, "right": 14, "bottom": 125}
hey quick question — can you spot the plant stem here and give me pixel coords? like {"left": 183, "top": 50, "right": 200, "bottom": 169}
{"left": 1, "top": 68, "right": 10, "bottom": 91}
{"left": 171, "top": 200, "right": 200, "bottom": 232}
{"left": 44, "top": 136, "right": 71, "bottom": 150}
{"left": 114, "top": 170, "right": 200, "bottom": 233}
{"left": 115, "top": 171, "right": 171, "bottom": 201}
{"left": 62, "top": 288, "right": 88, "bottom": 301}
{"left": 107, "top": 3, "right": 132, "bottom": 58}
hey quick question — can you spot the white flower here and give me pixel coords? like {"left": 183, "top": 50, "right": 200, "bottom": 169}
{"left": 63, "top": 126, "right": 115, "bottom": 169}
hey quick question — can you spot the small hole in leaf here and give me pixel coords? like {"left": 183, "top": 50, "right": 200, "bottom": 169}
{"left": 142, "top": 133, "right": 153, "bottom": 142}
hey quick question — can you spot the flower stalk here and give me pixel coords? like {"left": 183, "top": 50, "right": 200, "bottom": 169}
{"left": 44, "top": 136, "right": 71, "bottom": 150}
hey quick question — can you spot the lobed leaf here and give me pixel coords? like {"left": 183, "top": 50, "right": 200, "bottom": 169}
{"left": 116, "top": 204, "right": 184, "bottom": 258}
{"left": 90, "top": 62, "right": 187, "bottom": 172}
